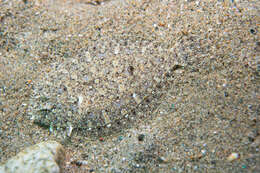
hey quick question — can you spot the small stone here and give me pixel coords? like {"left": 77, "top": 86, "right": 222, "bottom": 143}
{"left": 114, "top": 46, "right": 120, "bottom": 54}
{"left": 118, "top": 136, "right": 124, "bottom": 141}
{"left": 67, "top": 123, "right": 73, "bottom": 137}
{"left": 71, "top": 72, "right": 78, "bottom": 80}
{"left": 227, "top": 153, "right": 239, "bottom": 161}
{"left": 78, "top": 95, "right": 83, "bottom": 107}
{"left": 157, "top": 156, "right": 167, "bottom": 163}
{"left": 251, "top": 136, "right": 260, "bottom": 147}
{"left": 118, "top": 84, "right": 126, "bottom": 92}
{"left": 127, "top": 65, "right": 134, "bottom": 75}
{"left": 71, "top": 160, "right": 88, "bottom": 167}
{"left": 102, "top": 112, "right": 111, "bottom": 124}
{"left": 85, "top": 51, "right": 92, "bottom": 62}
{"left": 0, "top": 141, "right": 65, "bottom": 173}
{"left": 94, "top": 79, "right": 100, "bottom": 84}
{"left": 193, "top": 165, "right": 198, "bottom": 170}
{"left": 250, "top": 29, "right": 256, "bottom": 35}
{"left": 133, "top": 93, "right": 142, "bottom": 104}
{"left": 154, "top": 77, "right": 161, "bottom": 83}
{"left": 224, "top": 91, "right": 229, "bottom": 97}
{"left": 201, "top": 149, "right": 207, "bottom": 155}
{"left": 138, "top": 134, "right": 145, "bottom": 141}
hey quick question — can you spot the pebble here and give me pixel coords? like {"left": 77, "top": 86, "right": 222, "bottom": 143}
{"left": 133, "top": 93, "right": 142, "bottom": 104}
{"left": 227, "top": 153, "right": 239, "bottom": 161}
{"left": 66, "top": 123, "right": 74, "bottom": 137}
{"left": 114, "top": 45, "right": 120, "bottom": 54}
{"left": 138, "top": 134, "right": 145, "bottom": 142}
{"left": 250, "top": 29, "right": 256, "bottom": 35}
{"left": 201, "top": 149, "right": 207, "bottom": 155}
{"left": 224, "top": 91, "right": 229, "bottom": 97}
{"left": 78, "top": 95, "right": 83, "bottom": 107}
{"left": 85, "top": 51, "right": 92, "bottom": 62}
{"left": 251, "top": 136, "right": 260, "bottom": 147}
{"left": 70, "top": 160, "right": 88, "bottom": 166}
{"left": 157, "top": 156, "right": 167, "bottom": 163}
{"left": 118, "top": 136, "right": 124, "bottom": 141}
{"left": 0, "top": 141, "right": 65, "bottom": 173}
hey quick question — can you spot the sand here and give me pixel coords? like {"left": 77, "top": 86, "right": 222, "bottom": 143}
{"left": 0, "top": 0, "right": 259, "bottom": 172}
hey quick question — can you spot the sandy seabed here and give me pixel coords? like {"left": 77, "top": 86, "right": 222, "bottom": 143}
{"left": 0, "top": 0, "right": 259, "bottom": 172}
